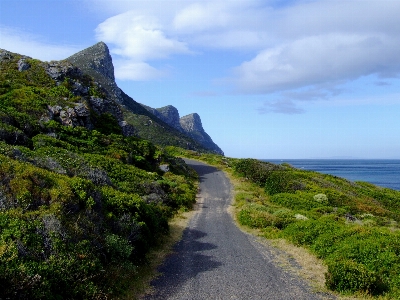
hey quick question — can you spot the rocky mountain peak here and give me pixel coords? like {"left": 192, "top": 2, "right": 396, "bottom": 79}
{"left": 180, "top": 113, "right": 203, "bottom": 133}
{"left": 156, "top": 105, "right": 183, "bottom": 132}
{"left": 141, "top": 104, "right": 224, "bottom": 155}
{"left": 179, "top": 113, "right": 224, "bottom": 155}
{"left": 64, "top": 42, "right": 223, "bottom": 154}
{"left": 67, "top": 41, "right": 114, "bottom": 81}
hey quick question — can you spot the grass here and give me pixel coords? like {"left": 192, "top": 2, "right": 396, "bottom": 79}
{"left": 166, "top": 147, "right": 400, "bottom": 299}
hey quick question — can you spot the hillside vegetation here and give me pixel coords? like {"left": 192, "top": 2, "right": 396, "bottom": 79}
{"left": 167, "top": 147, "right": 400, "bottom": 299}
{"left": 0, "top": 50, "right": 198, "bottom": 299}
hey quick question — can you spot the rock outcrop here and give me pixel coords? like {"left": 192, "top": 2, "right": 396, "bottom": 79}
{"left": 40, "top": 58, "right": 135, "bottom": 136}
{"left": 156, "top": 105, "right": 184, "bottom": 133}
{"left": 142, "top": 104, "right": 224, "bottom": 155}
{"left": 142, "top": 105, "right": 184, "bottom": 133}
{"left": 180, "top": 113, "right": 224, "bottom": 155}
{"left": 66, "top": 42, "right": 121, "bottom": 102}
{"left": 1, "top": 45, "right": 223, "bottom": 153}
{"left": 66, "top": 42, "right": 152, "bottom": 116}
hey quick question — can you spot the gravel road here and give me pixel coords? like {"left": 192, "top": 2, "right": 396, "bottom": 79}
{"left": 143, "top": 159, "right": 331, "bottom": 299}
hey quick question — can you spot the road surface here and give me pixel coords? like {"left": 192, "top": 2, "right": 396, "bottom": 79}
{"left": 144, "top": 159, "right": 332, "bottom": 299}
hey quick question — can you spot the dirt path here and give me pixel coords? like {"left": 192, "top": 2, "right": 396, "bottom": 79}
{"left": 143, "top": 159, "right": 332, "bottom": 299}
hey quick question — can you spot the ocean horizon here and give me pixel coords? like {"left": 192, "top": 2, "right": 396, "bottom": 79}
{"left": 261, "top": 159, "right": 400, "bottom": 191}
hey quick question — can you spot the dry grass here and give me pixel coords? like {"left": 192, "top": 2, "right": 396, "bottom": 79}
{"left": 267, "top": 238, "right": 328, "bottom": 291}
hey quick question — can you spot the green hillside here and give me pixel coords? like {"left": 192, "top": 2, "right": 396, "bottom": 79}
{"left": 169, "top": 148, "right": 400, "bottom": 299}
{"left": 0, "top": 49, "right": 198, "bottom": 299}
{"left": 65, "top": 42, "right": 214, "bottom": 153}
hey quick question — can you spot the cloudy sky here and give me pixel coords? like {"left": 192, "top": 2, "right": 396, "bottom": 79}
{"left": 1, "top": 0, "right": 400, "bottom": 158}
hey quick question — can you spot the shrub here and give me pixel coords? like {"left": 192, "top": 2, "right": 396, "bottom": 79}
{"left": 272, "top": 209, "right": 296, "bottom": 229}
{"left": 105, "top": 233, "right": 133, "bottom": 262}
{"left": 265, "top": 170, "right": 294, "bottom": 195}
{"left": 314, "top": 193, "right": 328, "bottom": 204}
{"left": 233, "top": 159, "right": 279, "bottom": 186}
{"left": 283, "top": 216, "right": 342, "bottom": 246}
{"left": 237, "top": 204, "right": 277, "bottom": 228}
{"left": 160, "top": 172, "right": 197, "bottom": 209}
{"left": 325, "top": 259, "right": 382, "bottom": 294}
{"left": 270, "top": 192, "right": 322, "bottom": 210}
{"left": 93, "top": 113, "right": 121, "bottom": 136}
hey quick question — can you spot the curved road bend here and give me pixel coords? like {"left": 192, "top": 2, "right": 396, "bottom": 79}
{"left": 143, "top": 159, "right": 331, "bottom": 300}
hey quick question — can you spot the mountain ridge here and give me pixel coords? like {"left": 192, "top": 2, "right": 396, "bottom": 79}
{"left": 141, "top": 104, "right": 224, "bottom": 155}
{"left": 0, "top": 46, "right": 201, "bottom": 298}
{"left": 66, "top": 42, "right": 223, "bottom": 155}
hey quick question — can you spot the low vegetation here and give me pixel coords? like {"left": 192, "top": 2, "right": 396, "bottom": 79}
{"left": 0, "top": 51, "right": 198, "bottom": 299}
{"left": 167, "top": 147, "right": 400, "bottom": 299}
{"left": 2, "top": 48, "right": 399, "bottom": 299}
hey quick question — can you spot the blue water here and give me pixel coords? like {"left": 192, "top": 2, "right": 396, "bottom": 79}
{"left": 262, "top": 159, "right": 400, "bottom": 191}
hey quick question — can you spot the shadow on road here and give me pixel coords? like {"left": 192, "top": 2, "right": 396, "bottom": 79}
{"left": 183, "top": 160, "right": 218, "bottom": 177}
{"left": 144, "top": 228, "right": 222, "bottom": 299}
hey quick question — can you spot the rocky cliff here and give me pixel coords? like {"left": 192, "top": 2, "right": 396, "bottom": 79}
{"left": 156, "top": 105, "right": 184, "bottom": 133}
{"left": 67, "top": 42, "right": 224, "bottom": 154}
{"left": 180, "top": 113, "right": 224, "bottom": 155}
{"left": 66, "top": 42, "right": 146, "bottom": 114}
{"left": 142, "top": 105, "right": 224, "bottom": 155}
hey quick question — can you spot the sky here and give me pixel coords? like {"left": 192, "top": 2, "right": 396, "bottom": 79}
{"left": 1, "top": 0, "right": 400, "bottom": 159}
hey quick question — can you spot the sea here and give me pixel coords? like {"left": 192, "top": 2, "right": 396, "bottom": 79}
{"left": 262, "top": 159, "right": 400, "bottom": 191}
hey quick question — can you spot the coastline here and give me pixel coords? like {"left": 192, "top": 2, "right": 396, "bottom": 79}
{"left": 262, "top": 159, "right": 400, "bottom": 191}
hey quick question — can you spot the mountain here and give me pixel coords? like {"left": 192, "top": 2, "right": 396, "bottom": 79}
{"left": 66, "top": 42, "right": 223, "bottom": 154}
{"left": 0, "top": 46, "right": 199, "bottom": 298}
{"left": 142, "top": 104, "right": 224, "bottom": 155}
{"left": 179, "top": 113, "right": 223, "bottom": 155}
{"left": 140, "top": 104, "right": 183, "bottom": 133}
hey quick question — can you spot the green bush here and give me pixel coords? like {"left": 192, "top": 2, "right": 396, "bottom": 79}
{"left": 0, "top": 52, "right": 200, "bottom": 298}
{"left": 272, "top": 209, "right": 296, "bottom": 229}
{"left": 236, "top": 204, "right": 295, "bottom": 229}
{"left": 93, "top": 113, "right": 121, "bottom": 136}
{"left": 283, "top": 216, "right": 343, "bottom": 246}
{"left": 270, "top": 192, "right": 322, "bottom": 210}
{"left": 238, "top": 207, "right": 277, "bottom": 228}
{"left": 265, "top": 170, "right": 294, "bottom": 195}
{"left": 233, "top": 159, "right": 279, "bottom": 186}
{"left": 283, "top": 217, "right": 400, "bottom": 295}
{"left": 325, "top": 259, "right": 382, "bottom": 294}
{"left": 105, "top": 233, "right": 133, "bottom": 262}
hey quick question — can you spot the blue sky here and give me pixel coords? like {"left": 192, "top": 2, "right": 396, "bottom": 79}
{"left": 1, "top": 0, "right": 400, "bottom": 159}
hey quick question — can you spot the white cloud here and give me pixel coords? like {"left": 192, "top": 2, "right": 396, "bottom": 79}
{"left": 96, "top": 12, "right": 191, "bottom": 61}
{"left": 113, "top": 60, "right": 168, "bottom": 81}
{"left": 172, "top": 2, "right": 232, "bottom": 32}
{"left": 224, "top": 0, "right": 400, "bottom": 99}
{"left": 88, "top": 0, "right": 400, "bottom": 111}
{"left": 0, "top": 26, "right": 80, "bottom": 61}
{"left": 95, "top": 10, "right": 192, "bottom": 80}
{"left": 232, "top": 33, "right": 400, "bottom": 94}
